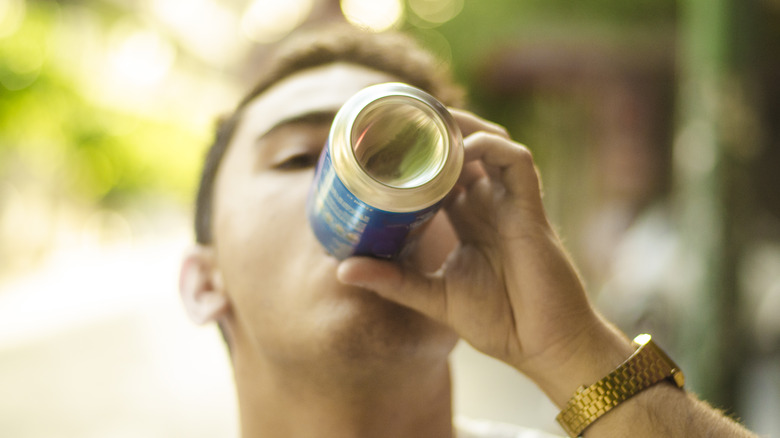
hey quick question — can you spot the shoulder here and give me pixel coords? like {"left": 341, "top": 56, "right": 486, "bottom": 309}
{"left": 454, "top": 417, "right": 564, "bottom": 438}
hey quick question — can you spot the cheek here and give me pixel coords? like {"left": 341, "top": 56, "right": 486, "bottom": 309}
{"left": 221, "top": 173, "right": 311, "bottom": 240}
{"left": 214, "top": 172, "right": 316, "bottom": 296}
{"left": 213, "top": 172, "right": 328, "bottom": 342}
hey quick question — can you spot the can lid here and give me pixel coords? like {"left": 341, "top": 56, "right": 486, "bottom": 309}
{"left": 330, "top": 82, "right": 464, "bottom": 212}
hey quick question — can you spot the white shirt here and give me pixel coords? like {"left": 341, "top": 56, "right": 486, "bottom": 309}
{"left": 455, "top": 417, "right": 564, "bottom": 438}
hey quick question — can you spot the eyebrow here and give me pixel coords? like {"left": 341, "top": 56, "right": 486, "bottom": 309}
{"left": 255, "top": 110, "right": 338, "bottom": 143}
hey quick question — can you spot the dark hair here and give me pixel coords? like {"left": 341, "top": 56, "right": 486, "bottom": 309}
{"left": 194, "top": 24, "right": 464, "bottom": 244}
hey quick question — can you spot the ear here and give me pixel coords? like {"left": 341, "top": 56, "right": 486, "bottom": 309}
{"left": 179, "top": 245, "right": 230, "bottom": 325}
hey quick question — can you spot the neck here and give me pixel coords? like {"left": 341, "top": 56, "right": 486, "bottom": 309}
{"left": 231, "top": 346, "right": 454, "bottom": 438}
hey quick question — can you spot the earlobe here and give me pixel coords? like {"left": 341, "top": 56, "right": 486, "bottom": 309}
{"left": 179, "top": 245, "right": 230, "bottom": 325}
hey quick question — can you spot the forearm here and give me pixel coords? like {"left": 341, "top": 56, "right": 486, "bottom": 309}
{"left": 583, "top": 383, "right": 757, "bottom": 438}
{"left": 336, "top": 111, "right": 761, "bottom": 438}
{"left": 521, "top": 319, "right": 757, "bottom": 438}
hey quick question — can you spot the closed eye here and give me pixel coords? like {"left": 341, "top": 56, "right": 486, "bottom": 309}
{"left": 272, "top": 152, "right": 320, "bottom": 171}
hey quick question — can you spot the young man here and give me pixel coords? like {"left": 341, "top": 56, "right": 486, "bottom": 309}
{"left": 179, "top": 26, "right": 757, "bottom": 438}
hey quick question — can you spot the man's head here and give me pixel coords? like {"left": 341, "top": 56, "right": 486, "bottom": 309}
{"left": 179, "top": 25, "right": 463, "bottom": 379}
{"left": 194, "top": 25, "right": 464, "bottom": 245}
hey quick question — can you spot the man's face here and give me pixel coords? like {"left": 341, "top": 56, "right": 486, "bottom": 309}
{"left": 211, "top": 63, "right": 459, "bottom": 369}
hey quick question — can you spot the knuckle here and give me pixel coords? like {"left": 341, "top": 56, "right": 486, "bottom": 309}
{"left": 468, "top": 130, "right": 494, "bottom": 142}
{"left": 512, "top": 143, "right": 534, "bottom": 163}
{"left": 466, "top": 130, "right": 507, "bottom": 146}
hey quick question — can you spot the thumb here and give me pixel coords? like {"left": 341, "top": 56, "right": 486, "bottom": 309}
{"left": 337, "top": 257, "right": 448, "bottom": 324}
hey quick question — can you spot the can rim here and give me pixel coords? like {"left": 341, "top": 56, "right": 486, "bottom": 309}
{"left": 329, "top": 82, "right": 464, "bottom": 213}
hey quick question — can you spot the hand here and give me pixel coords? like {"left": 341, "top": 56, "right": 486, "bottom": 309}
{"left": 337, "top": 109, "right": 632, "bottom": 406}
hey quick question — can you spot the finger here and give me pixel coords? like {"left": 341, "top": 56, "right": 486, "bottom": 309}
{"left": 337, "top": 257, "right": 448, "bottom": 324}
{"left": 449, "top": 108, "right": 511, "bottom": 139}
{"left": 456, "top": 133, "right": 510, "bottom": 191}
{"left": 444, "top": 184, "right": 496, "bottom": 245}
{"left": 463, "top": 132, "right": 539, "bottom": 197}
{"left": 455, "top": 159, "right": 486, "bottom": 190}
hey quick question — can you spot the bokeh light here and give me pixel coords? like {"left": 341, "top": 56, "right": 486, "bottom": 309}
{"left": 0, "top": 0, "right": 46, "bottom": 91}
{"left": 107, "top": 22, "right": 176, "bottom": 88}
{"left": 408, "top": 0, "right": 463, "bottom": 25}
{"left": 241, "top": 0, "right": 315, "bottom": 43}
{"left": 148, "top": 0, "right": 244, "bottom": 66}
{"left": 340, "top": 0, "right": 403, "bottom": 31}
{"left": 412, "top": 28, "right": 453, "bottom": 66}
{"left": 0, "top": 0, "right": 26, "bottom": 39}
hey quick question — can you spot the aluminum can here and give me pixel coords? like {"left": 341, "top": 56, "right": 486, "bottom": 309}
{"left": 307, "top": 82, "right": 463, "bottom": 260}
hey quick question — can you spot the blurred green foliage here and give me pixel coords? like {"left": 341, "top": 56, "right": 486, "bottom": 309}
{"left": 0, "top": 1, "right": 204, "bottom": 208}
{"left": 0, "top": 0, "right": 680, "bottom": 212}
{"left": 406, "top": 0, "right": 676, "bottom": 83}
{"left": 401, "top": 0, "right": 678, "bottom": 240}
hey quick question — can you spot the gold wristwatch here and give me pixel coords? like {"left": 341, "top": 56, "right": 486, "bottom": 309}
{"left": 556, "top": 334, "right": 685, "bottom": 437}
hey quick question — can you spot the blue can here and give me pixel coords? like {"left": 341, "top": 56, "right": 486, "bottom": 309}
{"left": 307, "top": 83, "right": 463, "bottom": 260}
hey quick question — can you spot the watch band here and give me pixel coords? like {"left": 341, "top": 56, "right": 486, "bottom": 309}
{"left": 555, "top": 334, "right": 685, "bottom": 437}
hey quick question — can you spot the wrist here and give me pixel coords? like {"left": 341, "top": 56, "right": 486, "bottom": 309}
{"left": 556, "top": 334, "right": 686, "bottom": 437}
{"left": 521, "top": 318, "right": 635, "bottom": 408}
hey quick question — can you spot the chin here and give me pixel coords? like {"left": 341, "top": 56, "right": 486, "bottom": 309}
{"left": 297, "top": 236, "right": 458, "bottom": 363}
{"left": 315, "top": 285, "right": 458, "bottom": 367}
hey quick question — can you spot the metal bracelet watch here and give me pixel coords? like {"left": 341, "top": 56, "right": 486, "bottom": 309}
{"left": 555, "top": 334, "right": 685, "bottom": 437}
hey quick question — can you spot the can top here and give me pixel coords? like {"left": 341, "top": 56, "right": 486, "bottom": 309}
{"left": 330, "top": 82, "right": 464, "bottom": 212}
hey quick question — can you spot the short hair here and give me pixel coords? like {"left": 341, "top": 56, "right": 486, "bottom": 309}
{"left": 194, "top": 24, "right": 464, "bottom": 244}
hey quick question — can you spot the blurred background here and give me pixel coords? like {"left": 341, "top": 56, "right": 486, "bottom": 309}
{"left": 1, "top": 0, "right": 779, "bottom": 436}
